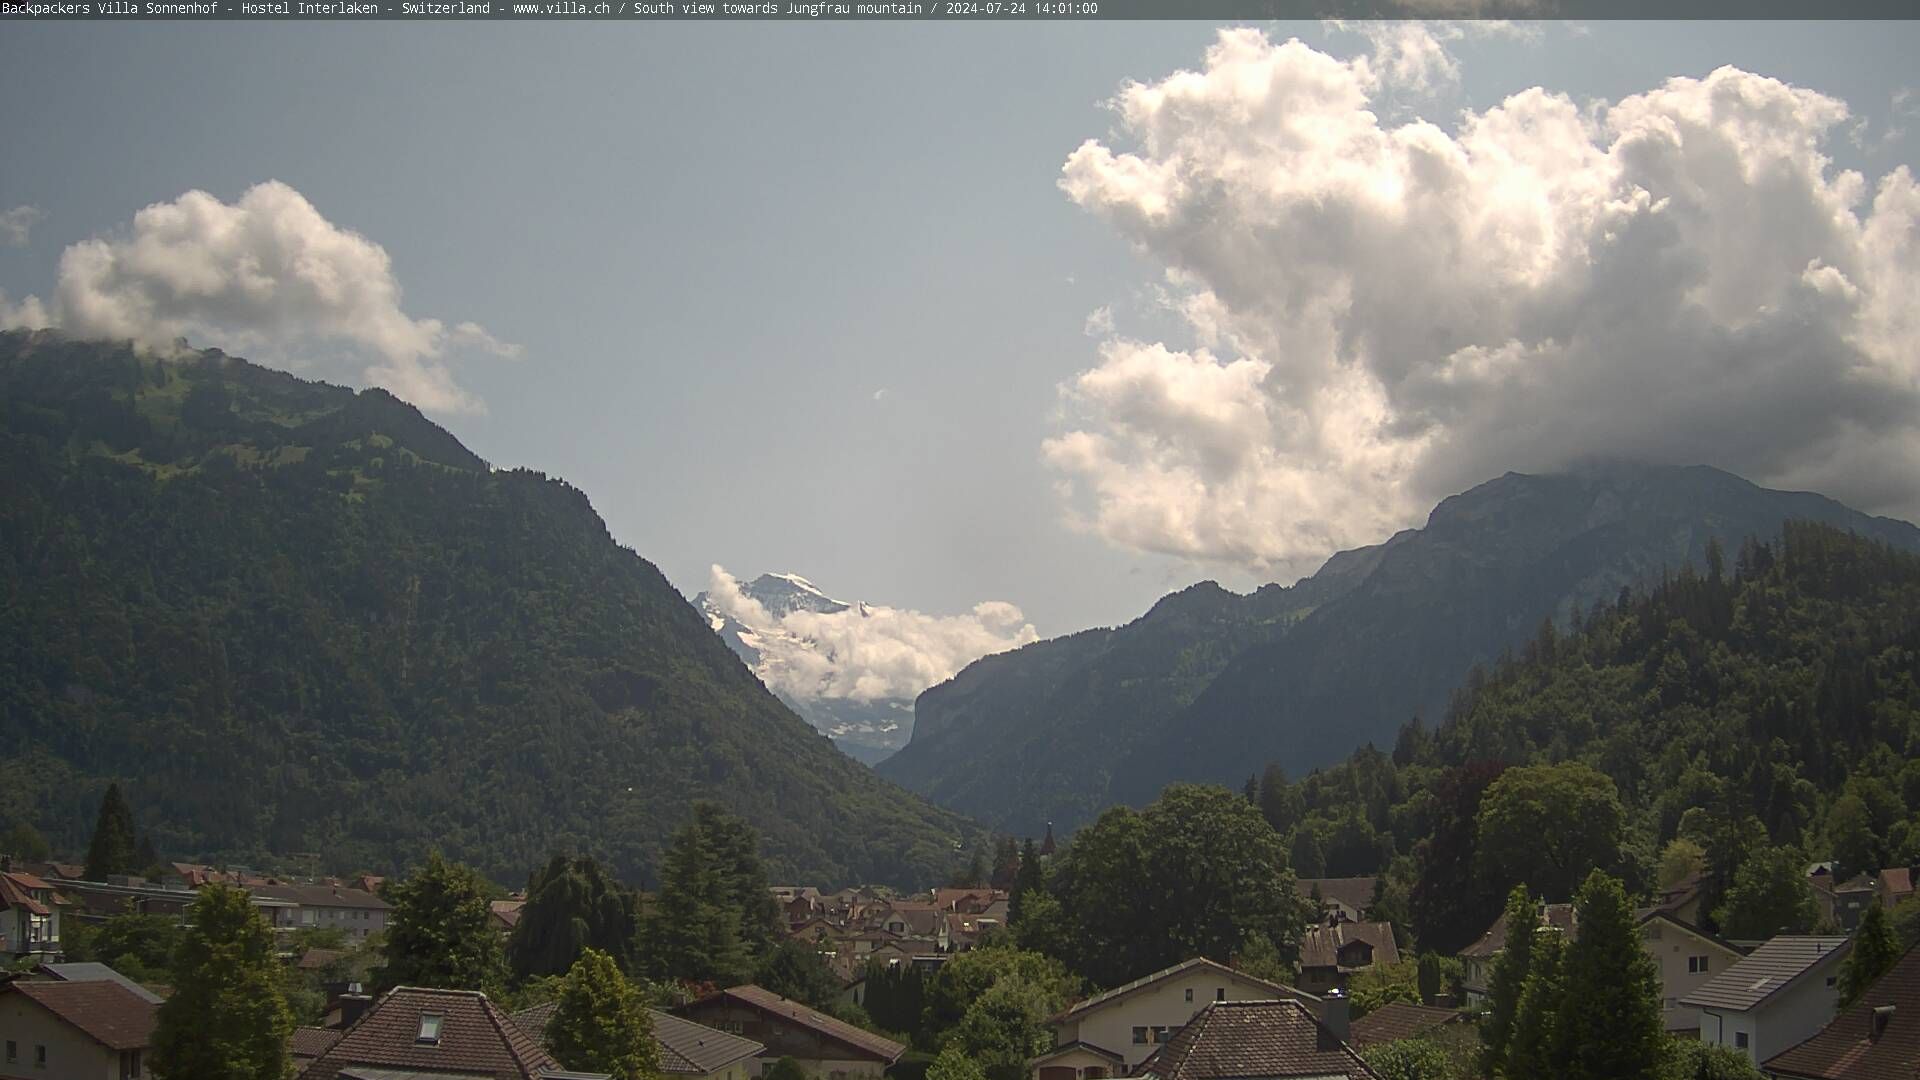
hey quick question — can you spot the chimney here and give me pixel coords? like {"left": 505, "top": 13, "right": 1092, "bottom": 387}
{"left": 335, "top": 991, "right": 372, "bottom": 1030}
{"left": 1871, "top": 1005, "right": 1894, "bottom": 1043}
{"left": 1320, "top": 987, "right": 1350, "bottom": 1042}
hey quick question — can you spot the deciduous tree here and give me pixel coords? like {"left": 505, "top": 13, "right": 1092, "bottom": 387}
{"left": 376, "top": 851, "right": 507, "bottom": 995}
{"left": 151, "top": 883, "right": 293, "bottom": 1080}
{"left": 547, "top": 947, "right": 661, "bottom": 1080}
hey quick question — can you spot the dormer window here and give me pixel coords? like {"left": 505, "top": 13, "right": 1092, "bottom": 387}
{"left": 417, "top": 1014, "right": 443, "bottom": 1045}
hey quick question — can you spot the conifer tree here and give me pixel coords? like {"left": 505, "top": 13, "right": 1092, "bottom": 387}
{"left": 1479, "top": 884, "right": 1536, "bottom": 1076}
{"left": 547, "top": 947, "right": 661, "bottom": 1080}
{"left": 1505, "top": 927, "right": 1566, "bottom": 1080}
{"left": 1838, "top": 902, "right": 1900, "bottom": 1006}
{"left": 1554, "top": 870, "right": 1665, "bottom": 1080}
{"left": 84, "top": 783, "right": 139, "bottom": 880}
{"left": 151, "top": 883, "right": 293, "bottom": 1080}
{"left": 1009, "top": 839, "right": 1043, "bottom": 926}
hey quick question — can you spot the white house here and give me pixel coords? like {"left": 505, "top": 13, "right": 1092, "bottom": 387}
{"left": 1679, "top": 935, "right": 1851, "bottom": 1066}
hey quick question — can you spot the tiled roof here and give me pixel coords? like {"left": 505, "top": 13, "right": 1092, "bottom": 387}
{"left": 1135, "top": 1000, "right": 1378, "bottom": 1080}
{"left": 1346, "top": 1003, "right": 1465, "bottom": 1049}
{"left": 1680, "top": 937, "right": 1851, "bottom": 1012}
{"left": 1296, "top": 877, "right": 1380, "bottom": 916}
{"left": 293, "top": 1027, "right": 347, "bottom": 1059}
{"left": 34, "top": 961, "right": 165, "bottom": 1004}
{"left": 1299, "top": 922, "right": 1401, "bottom": 972}
{"left": 650, "top": 1009, "right": 765, "bottom": 1073}
{"left": 296, "top": 986, "right": 559, "bottom": 1080}
{"left": 693, "top": 986, "right": 904, "bottom": 1063}
{"left": 1764, "top": 945, "right": 1920, "bottom": 1080}
{"left": 509, "top": 1001, "right": 559, "bottom": 1043}
{"left": 4, "top": 979, "right": 157, "bottom": 1050}
{"left": 1459, "top": 904, "right": 1577, "bottom": 960}
{"left": 1055, "top": 958, "right": 1305, "bottom": 1022}
{"left": 1029, "top": 1041, "right": 1127, "bottom": 1067}
{"left": 252, "top": 883, "right": 391, "bottom": 910}
{"left": 0, "top": 872, "right": 51, "bottom": 915}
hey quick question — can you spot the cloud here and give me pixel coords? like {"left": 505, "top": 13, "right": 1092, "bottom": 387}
{"left": 8, "top": 182, "right": 512, "bottom": 414}
{"left": 1049, "top": 29, "right": 1920, "bottom": 579}
{"left": 1083, "top": 305, "right": 1115, "bottom": 336}
{"left": 705, "top": 566, "right": 1039, "bottom": 704}
{"left": 0, "top": 206, "right": 45, "bottom": 248}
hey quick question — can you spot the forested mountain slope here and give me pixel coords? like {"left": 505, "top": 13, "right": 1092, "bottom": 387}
{"left": 0, "top": 331, "right": 973, "bottom": 886}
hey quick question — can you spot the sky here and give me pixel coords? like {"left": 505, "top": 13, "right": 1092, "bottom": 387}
{"left": 3, "top": 20, "right": 1919, "bottom": 707}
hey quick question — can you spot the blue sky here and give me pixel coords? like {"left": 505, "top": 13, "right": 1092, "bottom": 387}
{"left": 3, "top": 20, "right": 1918, "bottom": 657}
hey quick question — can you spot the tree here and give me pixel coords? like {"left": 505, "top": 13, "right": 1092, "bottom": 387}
{"left": 643, "top": 804, "right": 778, "bottom": 987}
{"left": 68, "top": 911, "right": 184, "bottom": 985}
{"left": 150, "top": 883, "right": 293, "bottom": 1080}
{"left": 1827, "top": 794, "right": 1885, "bottom": 881}
{"left": 951, "top": 850, "right": 988, "bottom": 889}
{"left": 1050, "top": 785, "right": 1316, "bottom": 987}
{"left": 1892, "top": 892, "right": 1920, "bottom": 952}
{"left": 1258, "top": 764, "right": 1304, "bottom": 837}
{"left": 927, "top": 1044, "right": 989, "bottom": 1080}
{"left": 1505, "top": 927, "right": 1566, "bottom": 1080}
{"left": 1, "top": 822, "right": 50, "bottom": 862}
{"left": 546, "top": 948, "right": 661, "bottom": 1080}
{"left": 1714, "top": 846, "right": 1817, "bottom": 939}
{"left": 1664, "top": 1041, "right": 1764, "bottom": 1080}
{"left": 1410, "top": 762, "right": 1508, "bottom": 955}
{"left": 1476, "top": 764, "right": 1626, "bottom": 902}
{"left": 949, "top": 977, "right": 1053, "bottom": 1080}
{"left": 1364, "top": 1039, "right": 1463, "bottom": 1080}
{"left": 754, "top": 938, "right": 842, "bottom": 1011}
{"left": 1230, "top": 931, "right": 1293, "bottom": 987}
{"left": 1657, "top": 838, "right": 1706, "bottom": 891}
{"left": 1416, "top": 953, "right": 1444, "bottom": 1005}
{"left": 509, "top": 854, "right": 640, "bottom": 980}
{"left": 376, "top": 851, "right": 506, "bottom": 995}
{"left": 1837, "top": 902, "right": 1900, "bottom": 1006}
{"left": 1554, "top": 870, "right": 1665, "bottom": 1080}
{"left": 922, "top": 946, "right": 1077, "bottom": 1040}
{"left": 1479, "top": 885, "right": 1536, "bottom": 1077}
{"left": 764, "top": 1059, "right": 808, "bottom": 1080}
{"left": 84, "top": 783, "right": 139, "bottom": 880}
{"left": 1349, "top": 959, "right": 1421, "bottom": 1018}
{"left": 1009, "top": 839, "right": 1044, "bottom": 927}
{"left": 990, "top": 836, "right": 1021, "bottom": 891}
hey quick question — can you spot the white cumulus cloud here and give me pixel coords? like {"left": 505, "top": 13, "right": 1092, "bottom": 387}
{"left": 0, "top": 206, "right": 45, "bottom": 248}
{"left": 3, "top": 182, "right": 513, "bottom": 414}
{"left": 1048, "top": 28, "right": 1920, "bottom": 579}
{"left": 705, "top": 565, "right": 1039, "bottom": 704}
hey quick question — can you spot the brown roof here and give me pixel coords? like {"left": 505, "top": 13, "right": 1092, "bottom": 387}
{"left": 1346, "top": 1003, "right": 1465, "bottom": 1049}
{"left": 1135, "top": 1000, "right": 1378, "bottom": 1080}
{"left": 292, "top": 1026, "right": 346, "bottom": 1060}
{"left": 650, "top": 1009, "right": 766, "bottom": 1073}
{"left": 489, "top": 899, "right": 525, "bottom": 929}
{"left": 4, "top": 979, "right": 157, "bottom": 1050}
{"left": 0, "top": 872, "right": 51, "bottom": 916}
{"left": 686, "top": 986, "right": 904, "bottom": 1063}
{"left": 296, "top": 986, "right": 559, "bottom": 1080}
{"left": 1296, "top": 877, "right": 1380, "bottom": 916}
{"left": 1765, "top": 945, "right": 1920, "bottom": 1080}
{"left": 508, "top": 1000, "right": 558, "bottom": 1043}
{"left": 1299, "top": 922, "right": 1401, "bottom": 973}
{"left": 1459, "top": 903, "right": 1577, "bottom": 961}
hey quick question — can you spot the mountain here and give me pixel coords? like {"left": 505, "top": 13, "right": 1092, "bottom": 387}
{"left": 693, "top": 572, "right": 914, "bottom": 765}
{"left": 0, "top": 331, "right": 975, "bottom": 887}
{"left": 879, "top": 462, "right": 1920, "bottom": 835}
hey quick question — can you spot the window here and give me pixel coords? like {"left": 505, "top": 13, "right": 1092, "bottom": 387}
{"left": 5, "top": 1041, "right": 14, "bottom": 1063}
{"left": 1184, "top": 988, "right": 1193, "bottom": 1002}
{"left": 1153, "top": 1026, "right": 1173, "bottom": 1043}
{"left": 121, "top": 1050, "right": 144, "bottom": 1079}
{"left": 1132, "top": 1027, "right": 1148, "bottom": 1045}
{"left": 1687, "top": 956, "right": 1710, "bottom": 974}
{"left": 1734, "top": 1032, "right": 1749, "bottom": 1050}
{"left": 35, "top": 1044, "right": 47, "bottom": 1069}
{"left": 417, "top": 1013, "right": 443, "bottom": 1045}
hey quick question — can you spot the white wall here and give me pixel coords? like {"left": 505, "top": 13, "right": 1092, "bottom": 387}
{"left": 0, "top": 994, "right": 121, "bottom": 1080}
{"left": 1698, "top": 960, "right": 1843, "bottom": 1066}
{"left": 1054, "top": 969, "right": 1297, "bottom": 1070}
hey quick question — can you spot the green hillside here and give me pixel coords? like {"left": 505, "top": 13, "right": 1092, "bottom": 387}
{"left": 0, "top": 330, "right": 974, "bottom": 887}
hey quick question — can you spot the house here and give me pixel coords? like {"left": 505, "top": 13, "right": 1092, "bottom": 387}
{"left": 0, "top": 872, "right": 64, "bottom": 961}
{"left": 250, "top": 883, "right": 390, "bottom": 941}
{"left": 1458, "top": 903, "right": 1577, "bottom": 1006}
{"left": 1645, "top": 870, "right": 1710, "bottom": 926}
{"left": 1127, "top": 999, "right": 1377, "bottom": 1080}
{"left": 514, "top": 1003, "right": 762, "bottom": 1080}
{"left": 1296, "top": 921, "right": 1399, "bottom": 995}
{"left": 1035, "top": 957, "right": 1316, "bottom": 1079}
{"left": 490, "top": 899, "right": 526, "bottom": 934}
{"left": 1827, "top": 872, "right": 1882, "bottom": 931}
{"left": 30, "top": 963, "right": 163, "bottom": 1004}
{"left": 1762, "top": 943, "right": 1920, "bottom": 1079}
{"left": 672, "top": 985, "right": 904, "bottom": 1080}
{"left": 1345, "top": 1002, "right": 1468, "bottom": 1050}
{"left": 0, "top": 977, "right": 156, "bottom": 1079}
{"left": 1680, "top": 936, "right": 1851, "bottom": 1066}
{"left": 294, "top": 985, "right": 590, "bottom": 1080}
{"left": 1295, "top": 878, "right": 1379, "bottom": 925}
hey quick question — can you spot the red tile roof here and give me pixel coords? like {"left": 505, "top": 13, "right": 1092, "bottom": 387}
{"left": 292, "top": 1026, "right": 346, "bottom": 1060}
{"left": 1764, "top": 945, "right": 1920, "bottom": 1080}
{"left": 3, "top": 979, "right": 157, "bottom": 1050}
{"left": 688, "top": 986, "right": 904, "bottom": 1063}
{"left": 1346, "top": 1002, "right": 1466, "bottom": 1049}
{"left": 1135, "top": 1000, "right": 1378, "bottom": 1080}
{"left": 295, "top": 986, "right": 559, "bottom": 1080}
{"left": 0, "top": 872, "right": 51, "bottom": 915}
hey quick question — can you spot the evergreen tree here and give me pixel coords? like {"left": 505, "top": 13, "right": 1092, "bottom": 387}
{"left": 1416, "top": 952, "right": 1443, "bottom": 1005}
{"left": 1008, "top": 839, "right": 1043, "bottom": 927}
{"left": 1505, "top": 927, "right": 1566, "bottom": 1080}
{"left": 1479, "top": 885, "right": 1536, "bottom": 1076}
{"left": 1838, "top": 902, "right": 1900, "bottom": 1006}
{"left": 690, "top": 803, "right": 780, "bottom": 961}
{"left": 508, "top": 854, "right": 640, "bottom": 980}
{"left": 0, "top": 822, "right": 50, "bottom": 862}
{"left": 84, "top": 783, "right": 139, "bottom": 880}
{"left": 990, "top": 836, "right": 1021, "bottom": 891}
{"left": 1554, "top": 870, "right": 1665, "bottom": 1080}
{"left": 1714, "top": 845, "right": 1817, "bottom": 939}
{"left": 376, "top": 851, "right": 507, "bottom": 995}
{"left": 151, "top": 883, "right": 293, "bottom": 1080}
{"left": 754, "top": 937, "right": 842, "bottom": 1011}
{"left": 546, "top": 947, "right": 661, "bottom": 1080}
{"left": 644, "top": 814, "right": 751, "bottom": 987}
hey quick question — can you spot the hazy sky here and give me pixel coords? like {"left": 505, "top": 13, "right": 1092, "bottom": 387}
{"left": 4, "top": 20, "right": 1918, "bottom": 654}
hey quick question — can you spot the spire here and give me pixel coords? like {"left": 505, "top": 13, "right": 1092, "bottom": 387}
{"left": 1040, "top": 821, "right": 1056, "bottom": 857}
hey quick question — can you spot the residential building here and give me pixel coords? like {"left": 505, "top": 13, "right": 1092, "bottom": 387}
{"left": 0, "top": 872, "right": 64, "bottom": 961}
{"left": 512, "top": 1003, "right": 763, "bottom": 1080}
{"left": 1127, "top": 999, "right": 1377, "bottom": 1080}
{"left": 673, "top": 985, "right": 904, "bottom": 1080}
{"left": 1345, "top": 1002, "right": 1468, "bottom": 1050}
{"left": 295, "top": 985, "right": 586, "bottom": 1080}
{"left": 30, "top": 963, "right": 162, "bottom": 1004}
{"left": 1034, "top": 957, "right": 1315, "bottom": 1079}
{"left": 250, "top": 884, "right": 390, "bottom": 941}
{"left": 1296, "top": 921, "right": 1399, "bottom": 996}
{"left": 1459, "top": 903, "right": 1577, "bottom": 1007}
{"left": 1762, "top": 943, "right": 1920, "bottom": 1079}
{"left": 1680, "top": 936, "right": 1851, "bottom": 1066}
{"left": 1295, "top": 878, "right": 1380, "bottom": 926}
{"left": 0, "top": 978, "right": 155, "bottom": 1080}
